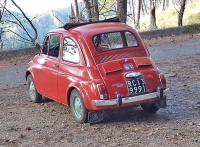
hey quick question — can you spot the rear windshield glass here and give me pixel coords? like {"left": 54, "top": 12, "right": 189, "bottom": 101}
{"left": 92, "top": 31, "right": 138, "bottom": 52}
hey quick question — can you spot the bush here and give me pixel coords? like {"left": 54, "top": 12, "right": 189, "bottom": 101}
{"left": 183, "top": 24, "right": 200, "bottom": 33}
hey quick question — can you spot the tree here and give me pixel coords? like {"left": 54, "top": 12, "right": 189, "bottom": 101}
{"left": 93, "top": 0, "right": 99, "bottom": 21}
{"left": 74, "top": 0, "right": 79, "bottom": 22}
{"left": 116, "top": 0, "right": 127, "bottom": 23}
{"left": 141, "top": 0, "right": 148, "bottom": 15}
{"left": 135, "top": 0, "right": 141, "bottom": 29}
{"left": 178, "top": 0, "right": 186, "bottom": 26}
{"left": 99, "top": 0, "right": 117, "bottom": 19}
{"left": 162, "top": 0, "right": 166, "bottom": 10}
{"left": 166, "top": 0, "right": 169, "bottom": 7}
{"left": 83, "top": 0, "right": 99, "bottom": 21}
{"left": 0, "top": 0, "right": 6, "bottom": 48}
{"left": 1, "top": 0, "right": 38, "bottom": 47}
{"left": 128, "top": 0, "right": 135, "bottom": 24}
{"left": 172, "top": 0, "right": 187, "bottom": 26}
{"left": 149, "top": 0, "right": 157, "bottom": 29}
{"left": 69, "top": 3, "right": 76, "bottom": 23}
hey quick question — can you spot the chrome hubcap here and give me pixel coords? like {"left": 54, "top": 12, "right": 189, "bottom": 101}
{"left": 29, "top": 81, "right": 36, "bottom": 100}
{"left": 73, "top": 96, "right": 83, "bottom": 118}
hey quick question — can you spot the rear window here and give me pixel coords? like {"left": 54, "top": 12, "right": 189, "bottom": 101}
{"left": 92, "top": 31, "right": 138, "bottom": 52}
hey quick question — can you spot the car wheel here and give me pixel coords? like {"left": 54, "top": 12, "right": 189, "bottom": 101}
{"left": 27, "top": 74, "right": 42, "bottom": 103}
{"left": 141, "top": 103, "right": 159, "bottom": 114}
{"left": 70, "top": 89, "right": 88, "bottom": 123}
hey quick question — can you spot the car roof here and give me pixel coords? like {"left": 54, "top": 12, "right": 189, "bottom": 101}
{"left": 48, "top": 17, "right": 136, "bottom": 37}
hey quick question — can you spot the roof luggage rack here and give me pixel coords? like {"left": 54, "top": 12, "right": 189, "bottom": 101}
{"left": 62, "top": 17, "right": 120, "bottom": 30}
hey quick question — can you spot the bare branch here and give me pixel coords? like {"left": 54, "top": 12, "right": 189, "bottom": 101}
{"left": 0, "top": 0, "right": 7, "bottom": 20}
{"left": 10, "top": 0, "right": 38, "bottom": 41}
{"left": 31, "top": 16, "right": 39, "bottom": 21}
{"left": 51, "top": 10, "right": 64, "bottom": 25}
{"left": 4, "top": 7, "right": 33, "bottom": 39}
{"left": 99, "top": 0, "right": 107, "bottom": 12}
{"left": 13, "top": 38, "right": 32, "bottom": 44}
{"left": 4, "top": 29, "right": 32, "bottom": 42}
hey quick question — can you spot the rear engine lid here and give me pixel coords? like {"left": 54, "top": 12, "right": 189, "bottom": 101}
{"left": 96, "top": 57, "right": 161, "bottom": 99}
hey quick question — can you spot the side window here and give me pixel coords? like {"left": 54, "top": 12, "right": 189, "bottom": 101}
{"left": 42, "top": 35, "right": 60, "bottom": 57}
{"left": 125, "top": 32, "right": 138, "bottom": 47}
{"left": 62, "top": 38, "right": 80, "bottom": 63}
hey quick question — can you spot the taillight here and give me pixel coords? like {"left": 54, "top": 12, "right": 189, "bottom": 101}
{"left": 159, "top": 73, "right": 166, "bottom": 88}
{"left": 96, "top": 83, "right": 108, "bottom": 100}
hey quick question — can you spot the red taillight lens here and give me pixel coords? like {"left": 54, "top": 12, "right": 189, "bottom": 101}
{"left": 159, "top": 74, "right": 166, "bottom": 88}
{"left": 96, "top": 83, "right": 108, "bottom": 100}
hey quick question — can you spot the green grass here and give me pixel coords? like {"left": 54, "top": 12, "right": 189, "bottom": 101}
{"left": 134, "top": 0, "right": 200, "bottom": 31}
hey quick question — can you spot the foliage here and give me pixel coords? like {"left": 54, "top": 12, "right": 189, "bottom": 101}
{"left": 183, "top": 24, "right": 200, "bottom": 33}
{"left": 138, "top": 0, "right": 200, "bottom": 31}
{"left": 99, "top": 0, "right": 117, "bottom": 19}
{"left": 185, "top": 12, "right": 200, "bottom": 24}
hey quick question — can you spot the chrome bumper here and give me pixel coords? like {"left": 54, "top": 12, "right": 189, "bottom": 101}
{"left": 92, "top": 88, "right": 169, "bottom": 106}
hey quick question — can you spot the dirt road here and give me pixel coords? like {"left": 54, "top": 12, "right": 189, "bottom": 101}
{"left": 0, "top": 34, "right": 200, "bottom": 147}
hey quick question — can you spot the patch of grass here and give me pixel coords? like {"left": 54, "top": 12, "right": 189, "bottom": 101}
{"left": 156, "top": 7, "right": 178, "bottom": 29}
{"left": 185, "top": 12, "right": 200, "bottom": 24}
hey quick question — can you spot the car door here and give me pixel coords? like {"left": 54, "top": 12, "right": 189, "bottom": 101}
{"left": 57, "top": 37, "right": 87, "bottom": 104}
{"left": 36, "top": 34, "right": 60, "bottom": 98}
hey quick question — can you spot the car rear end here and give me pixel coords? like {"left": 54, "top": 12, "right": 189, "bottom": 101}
{"left": 82, "top": 22, "right": 168, "bottom": 109}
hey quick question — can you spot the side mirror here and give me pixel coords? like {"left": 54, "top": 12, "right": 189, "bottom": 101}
{"left": 35, "top": 43, "right": 41, "bottom": 50}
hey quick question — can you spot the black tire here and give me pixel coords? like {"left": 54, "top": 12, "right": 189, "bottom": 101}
{"left": 27, "top": 74, "right": 42, "bottom": 103}
{"left": 70, "top": 89, "right": 88, "bottom": 123}
{"left": 141, "top": 103, "right": 159, "bottom": 114}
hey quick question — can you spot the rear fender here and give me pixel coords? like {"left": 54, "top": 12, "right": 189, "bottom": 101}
{"left": 66, "top": 82, "right": 91, "bottom": 110}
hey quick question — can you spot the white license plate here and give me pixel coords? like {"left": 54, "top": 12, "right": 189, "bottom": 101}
{"left": 126, "top": 78, "right": 147, "bottom": 95}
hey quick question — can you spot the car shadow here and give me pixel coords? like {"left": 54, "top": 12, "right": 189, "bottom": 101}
{"left": 41, "top": 96, "right": 54, "bottom": 103}
{"left": 100, "top": 106, "right": 170, "bottom": 124}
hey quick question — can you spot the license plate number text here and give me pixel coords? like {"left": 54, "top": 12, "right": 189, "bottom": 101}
{"left": 126, "top": 79, "right": 146, "bottom": 95}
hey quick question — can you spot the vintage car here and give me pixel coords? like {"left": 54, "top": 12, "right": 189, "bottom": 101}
{"left": 26, "top": 17, "right": 169, "bottom": 123}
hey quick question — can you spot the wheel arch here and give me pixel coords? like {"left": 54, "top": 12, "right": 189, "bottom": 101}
{"left": 26, "top": 70, "right": 32, "bottom": 80}
{"left": 26, "top": 69, "right": 40, "bottom": 94}
{"left": 66, "top": 85, "right": 91, "bottom": 110}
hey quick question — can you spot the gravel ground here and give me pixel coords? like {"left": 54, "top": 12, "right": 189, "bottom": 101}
{"left": 0, "top": 33, "right": 200, "bottom": 147}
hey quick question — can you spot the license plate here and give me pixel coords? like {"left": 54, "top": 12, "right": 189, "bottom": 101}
{"left": 126, "top": 78, "right": 147, "bottom": 95}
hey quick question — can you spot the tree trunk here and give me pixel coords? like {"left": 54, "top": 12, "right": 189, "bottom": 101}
{"left": 0, "top": 10, "right": 2, "bottom": 48}
{"left": 69, "top": 4, "right": 76, "bottom": 23}
{"left": 92, "top": 0, "right": 99, "bottom": 21}
{"left": 162, "top": 0, "right": 165, "bottom": 11}
{"left": 0, "top": 0, "right": 7, "bottom": 49}
{"left": 117, "top": 0, "right": 127, "bottom": 23}
{"left": 129, "top": 0, "right": 135, "bottom": 24}
{"left": 141, "top": 0, "right": 145, "bottom": 16}
{"left": 83, "top": 0, "right": 92, "bottom": 20}
{"left": 74, "top": 0, "right": 79, "bottom": 22}
{"left": 135, "top": 0, "right": 141, "bottom": 29}
{"left": 149, "top": 0, "right": 157, "bottom": 29}
{"left": 166, "top": 0, "right": 169, "bottom": 7}
{"left": 142, "top": 0, "right": 148, "bottom": 15}
{"left": 178, "top": 0, "right": 186, "bottom": 26}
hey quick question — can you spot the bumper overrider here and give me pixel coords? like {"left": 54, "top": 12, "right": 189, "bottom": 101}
{"left": 92, "top": 87, "right": 169, "bottom": 107}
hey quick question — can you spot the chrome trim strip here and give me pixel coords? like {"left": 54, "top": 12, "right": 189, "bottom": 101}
{"left": 92, "top": 88, "right": 169, "bottom": 106}
{"left": 125, "top": 72, "right": 141, "bottom": 78}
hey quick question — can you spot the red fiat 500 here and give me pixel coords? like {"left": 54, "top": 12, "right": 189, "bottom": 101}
{"left": 26, "top": 17, "right": 169, "bottom": 123}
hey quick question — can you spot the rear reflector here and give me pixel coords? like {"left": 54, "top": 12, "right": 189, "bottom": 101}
{"left": 96, "top": 83, "right": 108, "bottom": 100}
